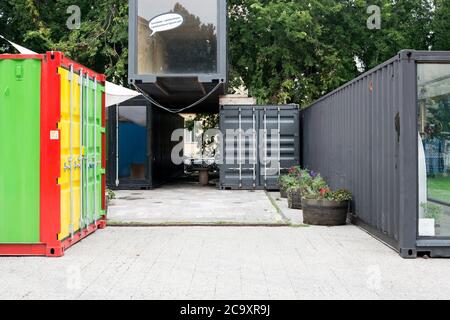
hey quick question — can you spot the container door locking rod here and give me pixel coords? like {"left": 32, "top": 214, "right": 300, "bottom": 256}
{"left": 93, "top": 77, "right": 98, "bottom": 225}
{"left": 84, "top": 73, "right": 90, "bottom": 228}
{"left": 264, "top": 108, "right": 268, "bottom": 189}
{"left": 278, "top": 107, "right": 281, "bottom": 177}
{"left": 115, "top": 104, "right": 119, "bottom": 187}
{"left": 252, "top": 107, "right": 257, "bottom": 188}
{"left": 238, "top": 108, "right": 242, "bottom": 189}
{"left": 69, "top": 64, "right": 74, "bottom": 238}
{"left": 78, "top": 69, "right": 84, "bottom": 229}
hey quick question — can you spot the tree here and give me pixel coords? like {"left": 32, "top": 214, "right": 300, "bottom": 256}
{"left": 1, "top": 0, "right": 449, "bottom": 107}
{"left": 228, "top": 0, "right": 436, "bottom": 107}
{"left": 432, "top": 0, "right": 450, "bottom": 50}
{"left": 0, "top": 0, "right": 129, "bottom": 85}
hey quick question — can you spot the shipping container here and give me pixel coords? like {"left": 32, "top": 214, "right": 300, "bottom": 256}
{"left": 107, "top": 96, "right": 184, "bottom": 190}
{"left": 128, "top": 0, "right": 228, "bottom": 113}
{"left": 0, "top": 52, "right": 106, "bottom": 257}
{"left": 220, "top": 105, "right": 300, "bottom": 190}
{"left": 302, "top": 50, "right": 450, "bottom": 258}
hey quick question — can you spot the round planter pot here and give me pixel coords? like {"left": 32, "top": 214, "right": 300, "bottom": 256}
{"left": 287, "top": 190, "right": 302, "bottom": 210}
{"left": 302, "top": 199, "right": 349, "bottom": 226}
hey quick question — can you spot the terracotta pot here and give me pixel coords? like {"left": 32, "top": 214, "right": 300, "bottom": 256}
{"left": 302, "top": 198, "right": 349, "bottom": 226}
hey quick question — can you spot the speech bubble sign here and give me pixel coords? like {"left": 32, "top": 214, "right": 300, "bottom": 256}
{"left": 149, "top": 13, "right": 184, "bottom": 36}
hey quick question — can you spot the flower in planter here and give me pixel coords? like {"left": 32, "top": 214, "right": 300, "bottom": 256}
{"left": 287, "top": 166, "right": 302, "bottom": 177}
{"left": 319, "top": 187, "right": 330, "bottom": 197}
{"left": 333, "top": 189, "right": 353, "bottom": 202}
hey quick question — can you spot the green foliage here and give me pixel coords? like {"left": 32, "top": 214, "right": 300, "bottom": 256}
{"left": 421, "top": 203, "right": 444, "bottom": 222}
{"left": 0, "top": 0, "right": 129, "bottom": 85}
{"left": 279, "top": 175, "right": 300, "bottom": 190}
{"left": 332, "top": 189, "right": 353, "bottom": 202}
{"left": 106, "top": 189, "right": 116, "bottom": 201}
{"left": 228, "top": 0, "right": 445, "bottom": 107}
{"left": 185, "top": 113, "right": 220, "bottom": 156}
{"left": 300, "top": 174, "right": 328, "bottom": 198}
{"left": 0, "top": 0, "right": 449, "bottom": 104}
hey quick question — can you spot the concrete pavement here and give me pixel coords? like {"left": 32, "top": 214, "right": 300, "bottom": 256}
{"left": 1, "top": 226, "right": 449, "bottom": 300}
{"left": 108, "top": 185, "right": 287, "bottom": 225}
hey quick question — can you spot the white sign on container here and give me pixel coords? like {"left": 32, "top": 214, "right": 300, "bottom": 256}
{"left": 149, "top": 13, "right": 184, "bottom": 36}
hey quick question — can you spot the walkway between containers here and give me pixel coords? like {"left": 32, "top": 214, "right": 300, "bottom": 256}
{"left": 107, "top": 175, "right": 303, "bottom": 226}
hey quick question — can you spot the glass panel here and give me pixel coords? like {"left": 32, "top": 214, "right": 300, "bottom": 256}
{"left": 137, "top": 0, "right": 218, "bottom": 75}
{"left": 118, "top": 106, "right": 148, "bottom": 181}
{"left": 418, "top": 64, "right": 450, "bottom": 237}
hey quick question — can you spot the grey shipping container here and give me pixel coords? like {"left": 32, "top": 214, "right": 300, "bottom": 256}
{"left": 128, "top": 0, "right": 228, "bottom": 113}
{"left": 107, "top": 96, "right": 184, "bottom": 190}
{"left": 220, "top": 105, "right": 300, "bottom": 190}
{"left": 302, "top": 50, "right": 450, "bottom": 258}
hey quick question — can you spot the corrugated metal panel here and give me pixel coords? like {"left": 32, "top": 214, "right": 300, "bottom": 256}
{"left": 0, "top": 58, "right": 41, "bottom": 243}
{"left": 303, "top": 56, "right": 404, "bottom": 249}
{"left": 59, "top": 67, "right": 82, "bottom": 239}
{"left": 58, "top": 68, "right": 105, "bottom": 240}
{"left": 220, "top": 105, "right": 300, "bottom": 190}
{"left": 302, "top": 50, "right": 450, "bottom": 257}
{"left": 83, "top": 77, "right": 104, "bottom": 225}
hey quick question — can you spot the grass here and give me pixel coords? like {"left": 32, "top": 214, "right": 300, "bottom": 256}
{"left": 428, "top": 175, "right": 450, "bottom": 204}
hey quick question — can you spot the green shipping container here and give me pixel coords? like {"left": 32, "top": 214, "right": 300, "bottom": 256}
{"left": 0, "top": 52, "right": 107, "bottom": 257}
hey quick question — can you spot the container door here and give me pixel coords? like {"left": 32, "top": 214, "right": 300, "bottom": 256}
{"left": 0, "top": 59, "right": 41, "bottom": 243}
{"left": 417, "top": 63, "right": 450, "bottom": 238}
{"left": 259, "top": 107, "right": 279, "bottom": 189}
{"left": 94, "top": 81, "right": 106, "bottom": 220}
{"left": 115, "top": 104, "right": 149, "bottom": 186}
{"left": 58, "top": 67, "right": 82, "bottom": 240}
{"left": 259, "top": 107, "right": 300, "bottom": 190}
{"left": 221, "top": 107, "right": 259, "bottom": 189}
{"left": 81, "top": 76, "right": 105, "bottom": 226}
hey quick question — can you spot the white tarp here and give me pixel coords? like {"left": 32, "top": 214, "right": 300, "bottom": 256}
{"left": 105, "top": 81, "right": 140, "bottom": 107}
{"left": 0, "top": 35, "right": 37, "bottom": 55}
{"left": 0, "top": 34, "right": 139, "bottom": 107}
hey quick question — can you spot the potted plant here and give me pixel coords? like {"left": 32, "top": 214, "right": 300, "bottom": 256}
{"left": 287, "top": 169, "right": 319, "bottom": 209}
{"left": 287, "top": 185, "right": 302, "bottom": 209}
{"left": 302, "top": 187, "right": 352, "bottom": 226}
{"left": 279, "top": 166, "right": 302, "bottom": 198}
{"left": 422, "top": 203, "right": 444, "bottom": 235}
{"left": 279, "top": 175, "right": 291, "bottom": 198}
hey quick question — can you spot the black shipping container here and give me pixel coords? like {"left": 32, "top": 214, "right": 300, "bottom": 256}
{"left": 128, "top": 0, "right": 228, "bottom": 113}
{"left": 220, "top": 105, "right": 300, "bottom": 190}
{"left": 107, "top": 96, "right": 184, "bottom": 190}
{"left": 302, "top": 50, "right": 450, "bottom": 258}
